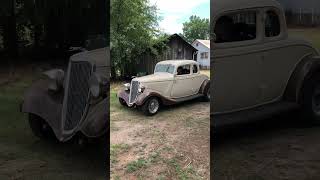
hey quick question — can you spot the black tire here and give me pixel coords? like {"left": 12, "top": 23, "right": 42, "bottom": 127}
{"left": 300, "top": 73, "right": 320, "bottom": 124}
{"left": 141, "top": 97, "right": 160, "bottom": 116}
{"left": 28, "top": 114, "right": 56, "bottom": 140}
{"left": 119, "top": 98, "right": 127, "bottom": 107}
{"left": 202, "top": 84, "right": 210, "bottom": 102}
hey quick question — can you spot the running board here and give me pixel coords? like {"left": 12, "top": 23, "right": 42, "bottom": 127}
{"left": 212, "top": 101, "right": 300, "bottom": 128}
{"left": 172, "top": 94, "right": 203, "bottom": 103}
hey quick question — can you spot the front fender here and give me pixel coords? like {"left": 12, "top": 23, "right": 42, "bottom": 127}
{"left": 21, "top": 79, "right": 63, "bottom": 139}
{"left": 284, "top": 55, "right": 320, "bottom": 102}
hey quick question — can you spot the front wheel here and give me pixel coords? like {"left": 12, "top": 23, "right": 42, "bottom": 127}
{"left": 300, "top": 73, "right": 320, "bottom": 124}
{"left": 119, "top": 98, "right": 128, "bottom": 107}
{"left": 141, "top": 97, "right": 160, "bottom": 116}
{"left": 28, "top": 114, "right": 56, "bottom": 140}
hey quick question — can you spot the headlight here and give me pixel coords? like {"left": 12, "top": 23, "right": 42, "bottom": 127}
{"left": 89, "top": 73, "right": 108, "bottom": 98}
{"left": 43, "top": 69, "right": 65, "bottom": 92}
{"left": 124, "top": 83, "right": 130, "bottom": 91}
{"left": 89, "top": 74, "right": 101, "bottom": 98}
{"left": 138, "top": 84, "right": 145, "bottom": 93}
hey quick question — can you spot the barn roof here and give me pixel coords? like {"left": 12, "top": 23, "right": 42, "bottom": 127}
{"left": 212, "top": 0, "right": 283, "bottom": 18}
{"left": 169, "top": 34, "right": 198, "bottom": 52}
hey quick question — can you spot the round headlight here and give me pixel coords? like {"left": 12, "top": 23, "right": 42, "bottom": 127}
{"left": 138, "top": 84, "right": 145, "bottom": 93}
{"left": 89, "top": 74, "right": 101, "bottom": 98}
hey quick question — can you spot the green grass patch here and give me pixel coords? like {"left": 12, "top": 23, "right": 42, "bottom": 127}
{"left": 126, "top": 158, "right": 148, "bottom": 173}
{"left": 110, "top": 144, "right": 130, "bottom": 164}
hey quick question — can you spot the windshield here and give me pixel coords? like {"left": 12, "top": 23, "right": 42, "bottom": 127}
{"left": 154, "top": 64, "right": 175, "bottom": 74}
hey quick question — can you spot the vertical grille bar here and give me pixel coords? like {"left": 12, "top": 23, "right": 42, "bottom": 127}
{"left": 64, "top": 61, "right": 92, "bottom": 130}
{"left": 129, "top": 81, "right": 139, "bottom": 104}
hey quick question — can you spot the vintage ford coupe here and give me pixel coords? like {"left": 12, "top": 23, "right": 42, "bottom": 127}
{"left": 21, "top": 46, "right": 109, "bottom": 143}
{"left": 212, "top": 0, "right": 320, "bottom": 127}
{"left": 118, "top": 60, "right": 210, "bottom": 115}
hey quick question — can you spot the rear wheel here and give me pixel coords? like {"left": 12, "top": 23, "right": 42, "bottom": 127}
{"left": 141, "top": 97, "right": 160, "bottom": 116}
{"left": 28, "top": 114, "right": 56, "bottom": 140}
{"left": 300, "top": 73, "right": 320, "bottom": 124}
{"left": 202, "top": 84, "right": 210, "bottom": 102}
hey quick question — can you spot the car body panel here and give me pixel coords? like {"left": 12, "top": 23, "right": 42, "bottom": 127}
{"left": 211, "top": 0, "right": 320, "bottom": 116}
{"left": 118, "top": 60, "right": 210, "bottom": 108}
{"left": 22, "top": 47, "right": 110, "bottom": 142}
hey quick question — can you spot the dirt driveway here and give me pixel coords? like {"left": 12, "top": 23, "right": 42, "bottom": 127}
{"left": 213, "top": 112, "right": 320, "bottom": 180}
{"left": 110, "top": 83, "right": 210, "bottom": 179}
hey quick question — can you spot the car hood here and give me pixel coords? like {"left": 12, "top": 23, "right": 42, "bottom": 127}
{"left": 70, "top": 47, "right": 110, "bottom": 67}
{"left": 133, "top": 73, "right": 174, "bottom": 83}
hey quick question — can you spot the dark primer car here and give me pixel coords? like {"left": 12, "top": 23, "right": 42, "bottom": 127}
{"left": 21, "top": 47, "right": 110, "bottom": 142}
{"left": 212, "top": 0, "right": 320, "bottom": 127}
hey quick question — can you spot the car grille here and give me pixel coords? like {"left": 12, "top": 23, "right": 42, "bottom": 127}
{"left": 64, "top": 61, "right": 92, "bottom": 130}
{"left": 129, "top": 80, "right": 139, "bottom": 104}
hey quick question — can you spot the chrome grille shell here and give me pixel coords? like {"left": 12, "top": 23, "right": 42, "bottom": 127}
{"left": 62, "top": 61, "right": 92, "bottom": 131}
{"left": 129, "top": 80, "right": 139, "bottom": 105}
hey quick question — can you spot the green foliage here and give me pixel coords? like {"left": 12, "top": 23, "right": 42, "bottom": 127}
{"left": 126, "top": 158, "right": 148, "bottom": 173}
{"left": 111, "top": 0, "right": 163, "bottom": 79}
{"left": 182, "top": 15, "right": 210, "bottom": 43}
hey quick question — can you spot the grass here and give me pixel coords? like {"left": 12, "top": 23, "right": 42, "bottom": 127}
{"left": 289, "top": 28, "right": 320, "bottom": 50}
{"left": 110, "top": 143, "right": 130, "bottom": 164}
{"left": 0, "top": 67, "right": 106, "bottom": 179}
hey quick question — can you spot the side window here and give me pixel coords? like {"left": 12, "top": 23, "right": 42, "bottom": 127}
{"left": 177, "top": 65, "right": 191, "bottom": 75}
{"left": 214, "top": 11, "right": 257, "bottom": 43}
{"left": 193, "top": 64, "right": 198, "bottom": 74}
{"left": 265, "top": 10, "right": 280, "bottom": 37}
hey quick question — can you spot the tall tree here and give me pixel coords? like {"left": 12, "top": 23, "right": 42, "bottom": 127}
{"left": 182, "top": 15, "right": 209, "bottom": 43}
{"left": 111, "top": 0, "right": 160, "bottom": 79}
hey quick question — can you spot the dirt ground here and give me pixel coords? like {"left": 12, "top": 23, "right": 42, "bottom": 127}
{"left": 110, "top": 78, "right": 210, "bottom": 179}
{"left": 0, "top": 64, "right": 106, "bottom": 180}
{"left": 213, "top": 112, "right": 320, "bottom": 180}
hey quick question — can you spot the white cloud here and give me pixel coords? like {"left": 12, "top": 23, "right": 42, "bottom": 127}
{"left": 149, "top": 0, "right": 209, "bottom": 34}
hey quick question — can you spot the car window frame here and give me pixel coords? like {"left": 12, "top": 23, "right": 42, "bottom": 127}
{"left": 192, "top": 64, "right": 199, "bottom": 74}
{"left": 262, "top": 7, "right": 286, "bottom": 42}
{"left": 176, "top": 64, "right": 191, "bottom": 76}
{"left": 212, "top": 8, "right": 263, "bottom": 49}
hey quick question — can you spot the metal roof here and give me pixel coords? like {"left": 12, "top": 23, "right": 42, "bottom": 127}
{"left": 157, "top": 60, "right": 197, "bottom": 66}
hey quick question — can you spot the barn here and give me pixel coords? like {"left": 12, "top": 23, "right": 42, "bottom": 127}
{"left": 135, "top": 34, "right": 198, "bottom": 75}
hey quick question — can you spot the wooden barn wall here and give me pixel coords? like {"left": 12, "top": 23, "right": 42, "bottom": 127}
{"left": 135, "top": 37, "right": 196, "bottom": 75}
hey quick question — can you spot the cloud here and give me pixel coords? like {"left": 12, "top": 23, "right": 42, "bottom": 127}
{"left": 149, "top": 0, "right": 209, "bottom": 34}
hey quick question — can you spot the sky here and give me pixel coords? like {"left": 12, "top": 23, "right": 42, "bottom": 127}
{"left": 149, "top": 0, "right": 210, "bottom": 34}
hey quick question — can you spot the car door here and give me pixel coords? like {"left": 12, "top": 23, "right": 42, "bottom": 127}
{"left": 171, "top": 64, "right": 194, "bottom": 98}
{"left": 190, "top": 63, "right": 204, "bottom": 94}
{"left": 212, "top": 9, "right": 264, "bottom": 114}
{"left": 261, "top": 9, "right": 316, "bottom": 103}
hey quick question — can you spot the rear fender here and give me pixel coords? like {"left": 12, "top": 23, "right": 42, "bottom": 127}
{"left": 284, "top": 55, "right": 320, "bottom": 102}
{"left": 199, "top": 79, "right": 210, "bottom": 94}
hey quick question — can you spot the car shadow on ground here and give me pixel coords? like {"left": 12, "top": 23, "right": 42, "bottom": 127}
{"left": 213, "top": 110, "right": 313, "bottom": 147}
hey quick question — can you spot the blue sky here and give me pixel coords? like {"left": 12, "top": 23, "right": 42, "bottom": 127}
{"left": 149, "top": 0, "right": 210, "bottom": 34}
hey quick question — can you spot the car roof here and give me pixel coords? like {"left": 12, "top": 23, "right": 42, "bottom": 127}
{"left": 212, "top": 0, "right": 282, "bottom": 18}
{"left": 157, "top": 60, "right": 198, "bottom": 66}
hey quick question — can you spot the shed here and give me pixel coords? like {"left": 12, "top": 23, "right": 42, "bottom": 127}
{"left": 136, "top": 34, "right": 198, "bottom": 75}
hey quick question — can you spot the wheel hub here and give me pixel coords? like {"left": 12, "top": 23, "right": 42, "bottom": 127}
{"left": 149, "top": 99, "right": 159, "bottom": 114}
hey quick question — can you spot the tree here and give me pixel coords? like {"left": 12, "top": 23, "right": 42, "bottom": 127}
{"left": 111, "top": 0, "right": 161, "bottom": 79}
{"left": 182, "top": 15, "right": 209, "bottom": 43}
